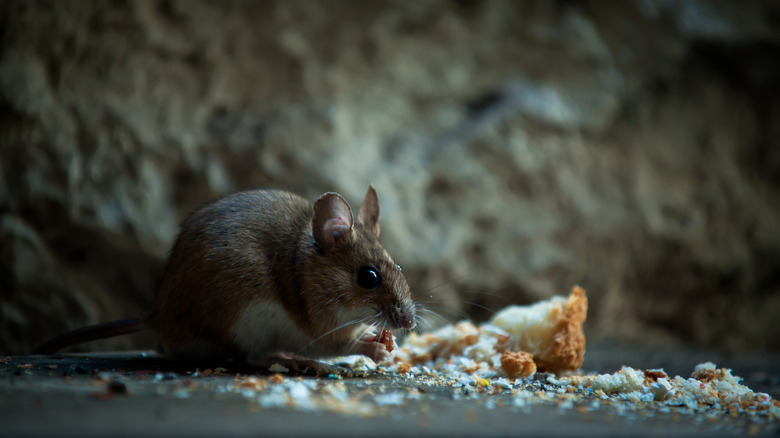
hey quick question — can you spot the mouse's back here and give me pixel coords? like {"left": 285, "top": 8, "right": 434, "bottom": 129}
{"left": 149, "top": 189, "right": 313, "bottom": 358}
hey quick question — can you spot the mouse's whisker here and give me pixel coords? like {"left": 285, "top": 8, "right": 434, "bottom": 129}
{"left": 415, "top": 301, "right": 473, "bottom": 322}
{"left": 456, "top": 287, "right": 507, "bottom": 300}
{"left": 421, "top": 276, "right": 505, "bottom": 301}
{"left": 297, "top": 314, "right": 373, "bottom": 354}
{"left": 416, "top": 305, "right": 455, "bottom": 323}
{"left": 413, "top": 306, "right": 453, "bottom": 332}
{"left": 461, "top": 300, "right": 497, "bottom": 315}
{"left": 339, "top": 319, "right": 381, "bottom": 356}
{"left": 422, "top": 275, "right": 470, "bottom": 293}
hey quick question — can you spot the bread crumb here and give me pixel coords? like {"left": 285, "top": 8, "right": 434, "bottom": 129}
{"left": 397, "top": 362, "right": 412, "bottom": 374}
{"left": 644, "top": 369, "right": 669, "bottom": 385}
{"left": 500, "top": 350, "right": 537, "bottom": 378}
{"left": 690, "top": 362, "right": 740, "bottom": 384}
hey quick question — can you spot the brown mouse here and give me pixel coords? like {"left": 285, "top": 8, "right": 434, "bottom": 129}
{"left": 34, "top": 186, "right": 417, "bottom": 371}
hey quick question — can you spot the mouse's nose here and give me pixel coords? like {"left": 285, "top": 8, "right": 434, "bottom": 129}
{"left": 399, "top": 315, "right": 415, "bottom": 330}
{"left": 394, "top": 304, "right": 416, "bottom": 330}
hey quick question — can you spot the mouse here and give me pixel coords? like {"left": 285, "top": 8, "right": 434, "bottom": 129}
{"left": 33, "top": 186, "right": 417, "bottom": 372}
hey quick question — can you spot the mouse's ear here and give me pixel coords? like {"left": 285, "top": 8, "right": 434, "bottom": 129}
{"left": 357, "top": 185, "right": 380, "bottom": 237}
{"left": 312, "top": 192, "right": 354, "bottom": 256}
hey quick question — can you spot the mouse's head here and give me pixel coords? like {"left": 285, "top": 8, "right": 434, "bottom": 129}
{"left": 309, "top": 186, "right": 416, "bottom": 333}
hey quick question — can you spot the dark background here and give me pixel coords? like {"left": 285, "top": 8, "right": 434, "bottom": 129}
{"left": 2, "top": 0, "right": 779, "bottom": 355}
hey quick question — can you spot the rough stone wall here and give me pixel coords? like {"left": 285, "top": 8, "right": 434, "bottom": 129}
{"left": 1, "top": 0, "right": 779, "bottom": 354}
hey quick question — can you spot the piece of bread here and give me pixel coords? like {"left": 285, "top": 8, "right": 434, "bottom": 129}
{"left": 393, "top": 286, "right": 588, "bottom": 377}
{"left": 490, "top": 286, "right": 587, "bottom": 373}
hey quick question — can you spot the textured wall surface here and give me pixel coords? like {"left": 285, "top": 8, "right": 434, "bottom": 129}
{"left": 2, "top": 0, "right": 779, "bottom": 354}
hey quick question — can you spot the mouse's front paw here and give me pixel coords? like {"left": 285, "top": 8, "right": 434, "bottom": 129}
{"left": 351, "top": 340, "right": 390, "bottom": 363}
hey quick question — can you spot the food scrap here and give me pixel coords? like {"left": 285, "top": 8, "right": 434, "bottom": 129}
{"left": 490, "top": 285, "right": 587, "bottom": 373}
{"left": 500, "top": 350, "right": 536, "bottom": 378}
{"left": 378, "top": 329, "right": 394, "bottom": 353}
{"left": 549, "top": 363, "right": 780, "bottom": 418}
{"left": 391, "top": 286, "right": 587, "bottom": 378}
{"left": 222, "top": 356, "right": 779, "bottom": 431}
{"left": 3, "top": 285, "right": 777, "bottom": 434}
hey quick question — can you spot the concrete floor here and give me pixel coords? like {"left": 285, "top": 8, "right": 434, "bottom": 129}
{"left": 2, "top": 343, "right": 778, "bottom": 437}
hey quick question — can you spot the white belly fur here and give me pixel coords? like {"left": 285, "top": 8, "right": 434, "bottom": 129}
{"left": 231, "top": 300, "right": 377, "bottom": 359}
{"left": 231, "top": 300, "right": 313, "bottom": 358}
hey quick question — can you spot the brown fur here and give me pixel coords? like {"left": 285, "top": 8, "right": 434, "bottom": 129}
{"left": 35, "top": 186, "right": 416, "bottom": 366}
{"left": 149, "top": 186, "right": 415, "bottom": 359}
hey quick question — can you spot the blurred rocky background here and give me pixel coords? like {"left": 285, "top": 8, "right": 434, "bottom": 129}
{"left": 1, "top": 0, "right": 779, "bottom": 355}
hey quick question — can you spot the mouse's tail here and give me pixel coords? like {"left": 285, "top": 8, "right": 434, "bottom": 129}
{"left": 32, "top": 317, "right": 147, "bottom": 354}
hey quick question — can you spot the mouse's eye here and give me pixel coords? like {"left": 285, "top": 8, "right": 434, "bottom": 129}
{"left": 357, "top": 266, "right": 381, "bottom": 290}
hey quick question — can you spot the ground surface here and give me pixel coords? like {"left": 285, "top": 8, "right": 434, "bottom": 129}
{"left": 2, "top": 344, "right": 779, "bottom": 437}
